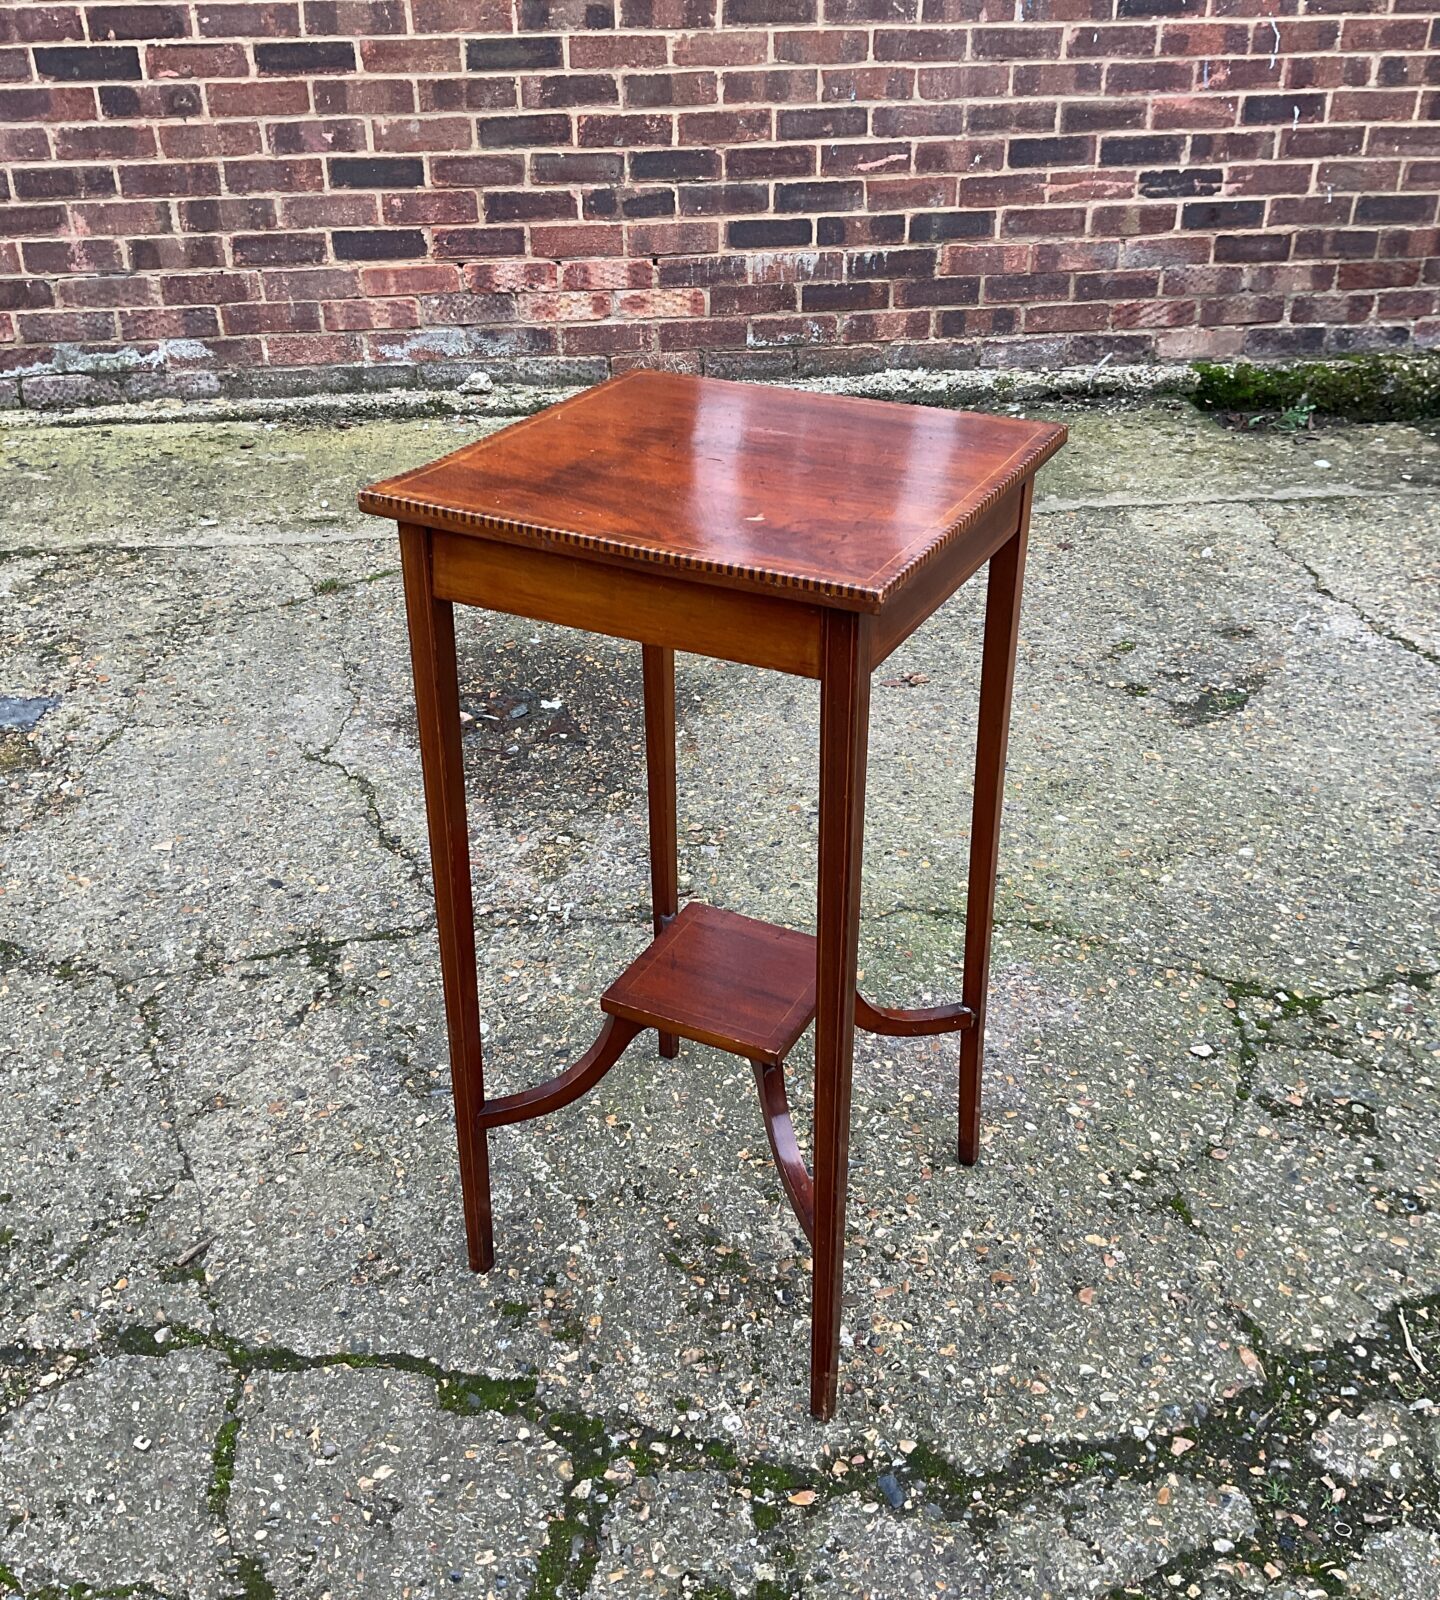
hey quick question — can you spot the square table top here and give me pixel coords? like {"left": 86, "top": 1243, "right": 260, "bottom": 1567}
{"left": 359, "top": 371, "right": 1065, "bottom": 613}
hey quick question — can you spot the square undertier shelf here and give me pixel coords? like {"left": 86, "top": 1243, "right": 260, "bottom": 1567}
{"left": 602, "top": 902, "right": 818, "bottom": 1066}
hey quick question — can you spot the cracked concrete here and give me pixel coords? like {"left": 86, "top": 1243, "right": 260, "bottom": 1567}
{"left": 0, "top": 397, "right": 1438, "bottom": 1598}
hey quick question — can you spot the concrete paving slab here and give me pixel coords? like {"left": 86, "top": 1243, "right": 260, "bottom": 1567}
{"left": 229, "top": 1365, "right": 562, "bottom": 1599}
{"left": 0, "top": 1350, "right": 232, "bottom": 1598}
{"left": 1, "top": 399, "right": 1437, "bottom": 1598}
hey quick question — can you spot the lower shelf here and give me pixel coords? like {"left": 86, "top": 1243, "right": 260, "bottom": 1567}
{"left": 602, "top": 901, "right": 817, "bottom": 1067}
{"left": 477, "top": 898, "right": 975, "bottom": 1245}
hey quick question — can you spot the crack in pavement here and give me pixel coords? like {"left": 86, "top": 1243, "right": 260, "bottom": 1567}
{"left": 5, "top": 1278, "right": 1438, "bottom": 1600}
{"left": 300, "top": 693, "right": 429, "bottom": 894}
{"left": 1264, "top": 524, "right": 1440, "bottom": 670}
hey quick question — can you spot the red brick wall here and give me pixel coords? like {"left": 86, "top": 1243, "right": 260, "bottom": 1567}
{"left": 2, "top": 0, "right": 1437, "bottom": 404}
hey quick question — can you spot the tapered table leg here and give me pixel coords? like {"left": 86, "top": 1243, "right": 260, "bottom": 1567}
{"left": 810, "top": 610, "right": 872, "bottom": 1421}
{"left": 959, "top": 486, "right": 1033, "bottom": 1167}
{"left": 399, "top": 524, "right": 495, "bottom": 1273}
{"left": 642, "top": 644, "right": 679, "bottom": 1060}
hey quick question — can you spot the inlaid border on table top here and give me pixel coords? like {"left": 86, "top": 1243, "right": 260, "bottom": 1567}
{"left": 358, "top": 372, "right": 1067, "bottom": 614}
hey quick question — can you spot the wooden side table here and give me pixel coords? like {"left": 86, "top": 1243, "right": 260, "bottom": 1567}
{"left": 359, "top": 372, "right": 1065, "bottom": 1420}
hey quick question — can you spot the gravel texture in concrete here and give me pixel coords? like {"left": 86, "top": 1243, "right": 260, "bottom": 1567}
{"left": 0, "top": 398, "right": 1437, "bottom": 1598}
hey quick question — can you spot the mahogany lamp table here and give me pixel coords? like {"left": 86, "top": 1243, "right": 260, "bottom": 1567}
{"left": 359, "top": 371, "right": 1066, "bottom": 1420}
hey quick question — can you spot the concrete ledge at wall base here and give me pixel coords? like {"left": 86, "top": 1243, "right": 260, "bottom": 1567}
{"left": 0, "top": 357, "right": 1200, "bottom": 430}
{"left": 1191, "top": 353, "right": 1440, "bottom": 425}
{"left": 3, "top": 353, "right": 1439, "bottom": 432}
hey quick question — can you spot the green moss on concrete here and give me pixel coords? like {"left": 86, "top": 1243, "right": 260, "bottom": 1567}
{"left": 208, "top": 1415, "right": 241, "bottom": 1518}
{"left": 1193, "top": 353, "right": 1440, "bottom": 423}
{"left": 230, "top": 1555, "right": 277, "bottom": 1600}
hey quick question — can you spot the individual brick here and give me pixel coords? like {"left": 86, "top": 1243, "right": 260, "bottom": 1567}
{"left": 846, "top": 245, "right": 936, "bottom": 277}
{"left": 723, "top": 0, "right": 814, "bottom": 20}
{"left": 480, "top": 113, "right": 574, "bottom": 146}
{"left": 972, "top": 25, "right": 1063, "bottom": 57}
{"left": 1355, "top": 194, "right": 1437, "bottom": 226}
{"left": 893, "top": 274, "right": 980, "bottom": 306}
{"left": 726, "top": 144, "right": 814, "bottom": 177}
{"left": 874, "top": 27, "right": 966, "bottom": 59}
{"left": 126, "top": 236, "right": 225, "bottom": 270}
{"left": 182, "top": 197, "right": 276, "bottom": 231}
{"left": 1060, "top": 99, "right": 1147, "bottom": 134}
{"left": 224, "top": 157, "right": 324, "bottom": 192}
{"left": 410, "top": 0, "right": 511, "bottom": 26}
{"left": 677, "top": 182, "right": 767, "bottom": 214}
{"left": 525, "top": 73, "right": 622, "bottom": 107}
{"left": 1, "top": 203, "right": 71, "bottom": 234}
{"left": 146, "top": 41, "right": 249, "bottom": 76}
{"left": 232, "top": 232, "right": 328, "bottom": 265}
{"left": 88, "top": 4, "right": 190, "bottom": 37}
{"left": 432, "top": 225, "right": 527, "bottom": 255}
{"left": 777, "top": 105, "right": 865, "bottom": 139}
{"left": 332, "top": 228, "right": 429, "bottom": 259}
{"left": 817, "top": 212, "right": 905, "bottom": 245}
{"left": 314, "top": 78, "right": 415, "bottom": 114}
{"left": 255, "top": 40, "right": 356, "bottom": 74}
{"left": 120, "top": 305, "right": 221, "bottom": 338}
{"left": 206, "top": 79, "right": 312, "bottom": 117}
{"left": 303, "top": 0, "right": 406, "bottom": 31}
{"left": 631, "top": 148, "right": 719, "bottom": 180}
{"left": 361, "top": 36, "right": 462, "bottom": 72}
{"left": 283, "top": 192, "right": 376, "bottom": 226}
{"left": 535, "top": 151, "right": 625, "bottom": 183}
{"left": 329, "top": 156, "right": 426, "bottom": 188}
{"left": 909, "top": 210, "right": 996, "bottom": 241}
{"left": 383, "top": 191, "right": 478, "bottom": 225}
{"left": 488, "top": 189, "right": 579, "bottom": 221}
{"left": 727, "top": 217, "right": 813, "bottom": 247}
{"left": 466, "top": 36, "right": 563, "bottom": 70}
{"left": 119, "top": 161, "right": 222, "bottom": 197}
{"left": 1213, "top": 233, "right": 1292, "bottom": 263}
{"left": 360, "top": 262, "right": 464, "bottom": 295}
{"left": 678, "top": 109, "right": 770, "bottom": 143}
{"left": 431, "top": 154, "right": 525, "bottom": 185}
{"left": 12, "top": 165, "right": 115, "bottom": 199}
{"left": 626, "top": 72, "right": 718, "bottom": 107}
{"left": 1139, "top": 167, "right": 1223, "bottom": 198}
{"left": 1008, "top": 135, "right": 1091, "bottom": 167}
{"left": 672, "top": 29, "right": 768, "bottom": 65}
{"left": 1098, "top": 134, "right": 1185, "bottom": 166}
{"left": 723, "top": 67, "right": 816, "bottom": 102}
{"left": 801, "top": 280, "right": 889, "bottom": 310}
{"left": 10, "top": 7, "right": 86, "bottom": 42}
{"left": 1181, "top": 199, "right": 1266, "bottom": 229}
{"left": 628, "top": 220, "right": 718, "bottom": 253}
{"left": 1241, "top": 92, "right": 1327, "bottom": 125}
{"left": 159, "top": 271, "right": 260, "bottom": 304}
{"left": 223, "top": 300, "right": 325, "bottom": 334}
{"left": 0, "top": 278, "right": 57, "bottom": 310}
{"left": 571, "top": 34, "right": 669, "bottom": 67}
{"left": 775, "top": 180, "right": 863, "bottom": 211}
{"left": 194, "top": 3, "right": 301, "bottom": 35}
{"left": 354, "top": 117, "right": 461, "bottom": 152}
{"left": 418, "top": 78, "right": 515, "bottom": 113}
{"left": 773, "top": 27, "right": 868, "bottom": 64}
{"left": 709, "top": 281, "right": 796, "bottom": 312}
{"left": 826, "top": 0, "right": 915, "bottom": 18}
{"left": 34, "top": 44, "right": 140, "bottom": 78}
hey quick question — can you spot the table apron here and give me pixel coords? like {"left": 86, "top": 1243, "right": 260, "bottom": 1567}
{"left": 428, "top": 527, "right": 825, "bottom": 678}
{"left": 869, "top": 485, "right": 1026, "bottom": 669}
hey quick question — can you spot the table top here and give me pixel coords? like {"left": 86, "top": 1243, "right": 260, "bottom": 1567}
{"left": 359, "top": 371, "right": 1065, "bottom": 612}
